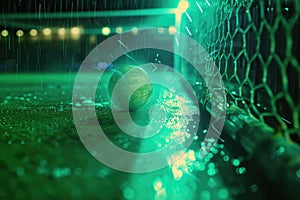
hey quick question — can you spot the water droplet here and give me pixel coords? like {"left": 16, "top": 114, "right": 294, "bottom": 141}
{"left": 208, "top": 177, "right": 217, "bottom": 187}
{"left": 232, "top": 159, "right": 240, "bottom": 167}
{"left": 223, "top": 155, "right": 229, "bottom": 162}
{"left": 276, "top": 146, "right": 285, "bottom": 155}
{"left": 208, "top": 162, "right": 215, "bottom": 169}
{"left": 97, "top": 169, "right": 109, "bottom": 178}
{"left": 74, "top": 167, "right": 82, "bottom": 175}
{"left": 250, "top": 184, "right": 258, "bottom": 193}
{"left": 40, "top": 159, "right": 47, "bottom": 166}
{"left": 207, "top": 168, "right": 217, "bottom": 176}
{"left": 123, "top": 187, "right": 135, "bottom": 199}
{"left": 16, "top": 167, "right": 25, "bottom": 176}
{"left": 198, "top": 161, "right": 206, "bottom": 171}
{"left": 220, "top": 151, "right": 225, "bottom": 156}
{"left": 53, "top": 167, "right": 71, "bottom": 178}
{"left": 236, "top": 167, "right": 246, "bottom": 175}
{"left": 218, "top": 188, "right": 229, "bottom": 199}
{"left": 201, "top": 191, "right": 211, "bottom": 200}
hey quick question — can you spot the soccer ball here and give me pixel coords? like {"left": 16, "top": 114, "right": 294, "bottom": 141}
{"left": 108, "top": 65, "right": 152, "bottom": 111}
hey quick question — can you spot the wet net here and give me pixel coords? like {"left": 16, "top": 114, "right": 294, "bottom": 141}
{"left": 183, "top": 0, "right": 300, "bottom": 140}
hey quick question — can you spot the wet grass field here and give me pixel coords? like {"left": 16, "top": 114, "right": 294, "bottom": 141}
{"left": 0, "top": 73, "right": 267, "bottom": 200}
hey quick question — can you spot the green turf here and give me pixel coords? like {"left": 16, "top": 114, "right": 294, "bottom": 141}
{"left": 0, "top": 73, "right": 266, "bottom": 199}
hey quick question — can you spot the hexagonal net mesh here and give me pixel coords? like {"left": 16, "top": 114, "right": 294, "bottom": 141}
{"left": 183, "top": 0, "right": 299, "bottom": 138}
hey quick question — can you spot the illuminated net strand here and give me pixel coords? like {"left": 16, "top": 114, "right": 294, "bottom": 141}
{"left": 189, "top": 0, "right": 299, "bottom": 137}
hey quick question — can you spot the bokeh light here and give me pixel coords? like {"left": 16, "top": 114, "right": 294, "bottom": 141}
{"left": 29, "top": 29, "right": 38, "bottom": 37}
{"left": 115, "top": 27, "right": 123, "bottom": 34}
{"left": 158, "top": 27, "right": 164, "bottom": 34}
{"left": 16, "top": 30, "right": 24, "bottom": 37}
{"left": 177, "top": 0, "right": 189, "bottom": 13}
{"left": 70, "top": 27, "right": 80, "bottom": 35}
{"left": 57, "top": 28, "right": 66, "bottom": 36}
{"left": 168, "top": 26, "right": 176, "bottom": 35}
{"left": 89, "top": 35, "right": 96, "bottom": 44}
{"left": 102, "top": 27, "right": 111, "bottom": 36}
{"left": 131, "top": 27, "right": 138, "bottom": 35}
{"left": 42, "top": 28, "right": 51, "bottom": 36}
{"left": 1, "top": 30, "right": 9, "bottom": 37}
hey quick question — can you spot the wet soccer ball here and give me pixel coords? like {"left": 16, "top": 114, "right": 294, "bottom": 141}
{"left": 108, "top": 65, "right": 152, "bottom": 111}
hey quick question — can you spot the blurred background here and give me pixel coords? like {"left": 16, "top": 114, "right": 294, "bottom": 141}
{"left": 0, "top": 0, "right": 177, "bottom": 72}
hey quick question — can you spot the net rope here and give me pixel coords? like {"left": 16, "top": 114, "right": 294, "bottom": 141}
{"left": 184, "top": 0, "right": 300, "bottom": 139}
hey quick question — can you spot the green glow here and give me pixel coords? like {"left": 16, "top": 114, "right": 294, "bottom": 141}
{"left": 296, "top": 169, "right": 300, "bottom": 178}
{"left": 53, "top": 167, "right": 71, "bottom": 178}
{"left": 207, "top": 153, "right": 213, "bottom": 159}
{"left": 218, "top": 188, "right": 229, "bottom": 199}
{"left": 236, "top": 167, "right": 247, "bottom": 175}
{"left": 207, "top": 168, "right": 216, "bottom": 176}
{"left": 3, "top": 8, "right": 176, "bottom": 19}
{"left": 208, "top": 162, "right": 215, "bottom": 169}
{"left": 198, "top": 162, "right": 206, "bottom": 171}
{"left": 16, "top": 167, "right": 25, "bottom": 176}
{"left": 220, "top": 151, "right": 225, "bottom": 156}
{"left": 250, "top": 185, "right": 258, "bottom": 193}
{"left": 232, "top": 159, "right": 240, "bottom": 167}
{"left": 102, "top": 27, "right": 111, "bottom": 36}
{"left": 211, "top": 147, "right": 218, "bottom": 154}
{"left": 223, "top": 155, "right": 229, "bottom": 162}
{"left": 204, "top": 156, "right": 211, "bottom": 163}
{"left": 277, "top": 146, "right": 285, "bottom": 154}
{"left": 201, "top": 191, "right": 211, "bottom": 200}
{"left": 207, "top": 178, "right": 217, "bottom": 188}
